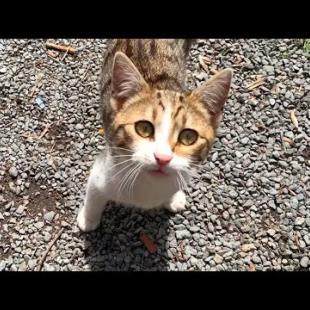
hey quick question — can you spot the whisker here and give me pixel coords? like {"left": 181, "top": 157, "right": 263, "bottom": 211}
{"left": 129, "top": 164, "right": 142, "bottom": 200}
{"left": 118, "top": 162, "right": 139, "bottom": 196}
{"left": 121, "top": 165, "right": 137, "bottom": 195}
{"left": 112, "top": 161, "right": 136, "bottom": 181}
{"left": 107, "top": 158, "right": 133, "bottom": 171}
{"left": 106, "top": 146, "right": 134, "bottom": 153}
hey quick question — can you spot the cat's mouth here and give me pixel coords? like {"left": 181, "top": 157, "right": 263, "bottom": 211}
{"left": 147, "top": 168, "right": 169, "bottom": 177}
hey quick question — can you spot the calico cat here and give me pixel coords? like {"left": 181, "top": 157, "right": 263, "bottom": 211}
{"left": 77, "top": 39, "right": 232, "bottom": 232}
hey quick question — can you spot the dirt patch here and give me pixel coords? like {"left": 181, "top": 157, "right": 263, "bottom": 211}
{"left": 45, "top": 122, "right": 71, "bottom": 152}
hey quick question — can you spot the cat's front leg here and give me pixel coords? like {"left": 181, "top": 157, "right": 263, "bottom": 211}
{"left": 77, "top": 160, "right": 109, "bottom": 232}
{"left": 77, "top": 180, "right": 108, "bottom": 232}
{"left": 167, "top": 190, "right": 187, "bottom": 212}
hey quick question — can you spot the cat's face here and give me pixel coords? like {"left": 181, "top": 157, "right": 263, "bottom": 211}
{"left": 108, "top": 52, "right": 232, "bottom": 179}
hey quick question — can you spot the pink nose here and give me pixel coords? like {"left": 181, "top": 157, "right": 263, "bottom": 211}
{"left": 154, "top": 153, "right": 173, "bottom": 166}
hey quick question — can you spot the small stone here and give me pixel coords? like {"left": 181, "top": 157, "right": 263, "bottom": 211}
{"left": 244, "top": 199, "right": 254, "bottom": 207}
{"left": 44, "top": 232, "right": 52, "bottom": 242}
{"left": 240, "top": 137, "right": 249, "bottom": 144}
{"left": 189, "top": 226, "right": 199, "bottom": 233}
{"left": 207, "top": 222, "right": 214, "bottom": 232}
{"left": 44, "top": 211, "right": 55, "bottom": 223}
{"left": 284, "top": 131, "right": 294, "bottom": 140}
{"left": 300, "top": 257, "right": 309, "bottom": 268}
{"left": 241, "top": 225, "right": 251, "bottom": 233}
{"left": 290, "top": 197, "right": 299, "bottom": 209}
{"left": 268, "top": 200, "right": 276, "bottom": 210}
{"left": 279, "top": 161, "right": 288, "bottom": 168}
{"left": 295, "top": 217, "right": 305, "bottom": 226}
{"left": 176, "top": 230, "right": 191, "bottom": 239}
{"left": 291, "top": 162, "right": 301, "bottom": 171}
{"left": 75, "top": 124, "right": 84, "bottom": 130}
{"left": 306, "top": 218, "right": 310, "bottom": 227}
{"left": 0, "top": 67, "right": 7, "bottom": 74}
{"left": 223, "top": 211, "right": 229, "bottom": 220}
{"left": 235, "top": 151, "right": 243, "bottom": 158}
{"left": 213, "top": 254, "right": 223, "bottom": 264}
{"left": 263, "top": 65, "right": 274, "bottom": 74}
{"left": 0, "top": 261, "right": 6, "bottom": 271}
{"left": 61, "top": 221, "right": 70, "bottom": 228}
{"left": 0, "top": 212, "right": 4, "bottom": 220}
{"left": 304, "top": 235, "right": 310, "bottom": 246}
{"left": 34, "top": 222, "right": 44, "bottom": 229}
{"left": 28, "top": 259, "right": 37, "bottom": 270}
{"left": 19, "top": 261, "right": 27, "bottom": 271}
{"left": 252, "top": 255, "right": 261, "bottom": 264}
{"left": 9, "top": 166, "right": 18, "bottom": 178}
{"left": 246, "top": 179, "right": 254, "bottom": 187}
{"left": 15, "top": 205, "right": 25, "bottom": 215}
{"left": 267, "top": 229, "right": 276, "bottom": 237}
{"left": 241, "top": 244, "right": 256, "bottom": 252}
{"left": 229, "top": 189, "right": 238, "bottom": 198}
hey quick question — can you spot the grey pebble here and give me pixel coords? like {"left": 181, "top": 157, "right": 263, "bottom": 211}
{"left": 176, "top": 230, "right": 191, "bottom": 239}
{"left": 300, "top": 257, "right": 309, "bottom": 268}
{"left": 295, "top": 217, "right": 305, "bottom": 226}
{"left": 34, "top": 222, "right": 44, "bottom": 230}
{"left": 9, "top": 166, "right": 18, "bottom": 178}
{"left": 44, "top": 211, "right": 56, "bottom": 223}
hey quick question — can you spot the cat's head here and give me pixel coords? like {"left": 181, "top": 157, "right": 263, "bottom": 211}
{"left": 108, "top": 51, "right": 232, "bottom": 178}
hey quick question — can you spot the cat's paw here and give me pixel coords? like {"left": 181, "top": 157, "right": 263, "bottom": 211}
{"left": 77, "top": 208, "right": 101, "bottom": 232}
{"left": 167, "top": 191, "right": 187, "bottom": 213}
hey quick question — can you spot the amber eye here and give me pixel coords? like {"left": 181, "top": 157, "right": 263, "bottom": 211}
{"left": 178, "top": 129, "right": 198, "bottom": 146}
{"left": 135, "top": 121, "right": 154, "bottom": 138}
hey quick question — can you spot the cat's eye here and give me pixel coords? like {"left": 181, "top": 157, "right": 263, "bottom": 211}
{"left": 178, "top": 129, "right": 198, "bottom": 146}
{"left": 135, "top": 121, "right": 154, "bottom": 138}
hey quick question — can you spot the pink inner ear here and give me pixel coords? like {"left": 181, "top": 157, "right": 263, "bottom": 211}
{"left": 112, "top": 52, "right": 146, "bottom": 102}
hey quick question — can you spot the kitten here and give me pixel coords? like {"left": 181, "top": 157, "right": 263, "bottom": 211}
{"left": 77, "top": 39, "right": 232, "bottom": 232}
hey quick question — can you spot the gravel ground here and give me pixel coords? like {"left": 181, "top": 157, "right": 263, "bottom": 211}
{"left": 0, "top": 39, "right": 309, "bottom": 271}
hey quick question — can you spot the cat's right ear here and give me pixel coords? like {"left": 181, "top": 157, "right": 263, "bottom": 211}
{"left": 111, "top": 52, "right": 148, "bottom": 107}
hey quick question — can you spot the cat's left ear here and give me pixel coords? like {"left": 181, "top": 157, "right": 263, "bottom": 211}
{"left": 111, "top": 52, "right": 148, "bottom": 106}
{"left": 190, "top": 68, "right": 233, "bottom": 127}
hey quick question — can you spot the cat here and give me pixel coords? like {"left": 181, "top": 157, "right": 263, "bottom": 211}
{"left": 77, "top": 39, "right": 232, "bottom": 232}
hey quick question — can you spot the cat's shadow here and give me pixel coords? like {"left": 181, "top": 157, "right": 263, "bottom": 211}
{"left": 81, "top": 202, "right": 171, "bottom": 271}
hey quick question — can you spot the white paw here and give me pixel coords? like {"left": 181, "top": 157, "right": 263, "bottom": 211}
{"left": 168, "top": 191, "right": 187, "bottom": 213}
{"left": 77, "top": 208, "right": 101, "bottom": 232}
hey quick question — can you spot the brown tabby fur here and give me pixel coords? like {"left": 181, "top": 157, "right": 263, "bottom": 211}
{"left": 100, "top": 39, "right": 231, "bottom": 162}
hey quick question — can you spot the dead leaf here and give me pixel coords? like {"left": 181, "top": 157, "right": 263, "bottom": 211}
{"left": 246, "top": 76, "right": 265, "bottom": 90}
{"left": 233, "top": 54, "right": 243, "bottom": 64}
{"left": 199, "top": 55, "right": 211, "bottom": 72}
{"left": 210, "top": 68, "right": 218, "bottom": 75}
{"left": 175, "top": 241, "right": 187, "bottom": 262}
{"left": 38, "top": 124, "right": 50, "bottom": 139}
{"left": 248, "top": 263, "right": 256, "bottom": 271}
{"left": 282, "top": 137, "right": 293, "bottom": 145}
{"left": 98, "top": 128, "right": 105, "bottom": 136}
{"left": 20, "top": 132, "right": 39, "bottom": 141}
{"left": 140, "top": 232, "right": 157, "bottom": 254}
{"left": 47, "top": 50, "right": 59, "bottom": 58}
{"left": 290, "top": 110, "right": 298, "bottom": 128}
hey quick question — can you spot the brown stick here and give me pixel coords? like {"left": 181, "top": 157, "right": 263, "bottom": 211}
{"left": 37, "top": 227, "right": 64, "bottom": 271}
{"left": 46, "top": 42, "right": 77, "bottom": 55}
{"left": 38, "top": 124, "right": 50, "bottom": 139}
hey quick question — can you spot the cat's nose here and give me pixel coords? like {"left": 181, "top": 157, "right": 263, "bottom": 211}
{"left": 154, "top": 153, "right": 173, "bottom": 167}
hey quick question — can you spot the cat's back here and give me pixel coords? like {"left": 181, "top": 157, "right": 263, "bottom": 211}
{"left": 100, "top": 39, "right": 193, "bottom": 94}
